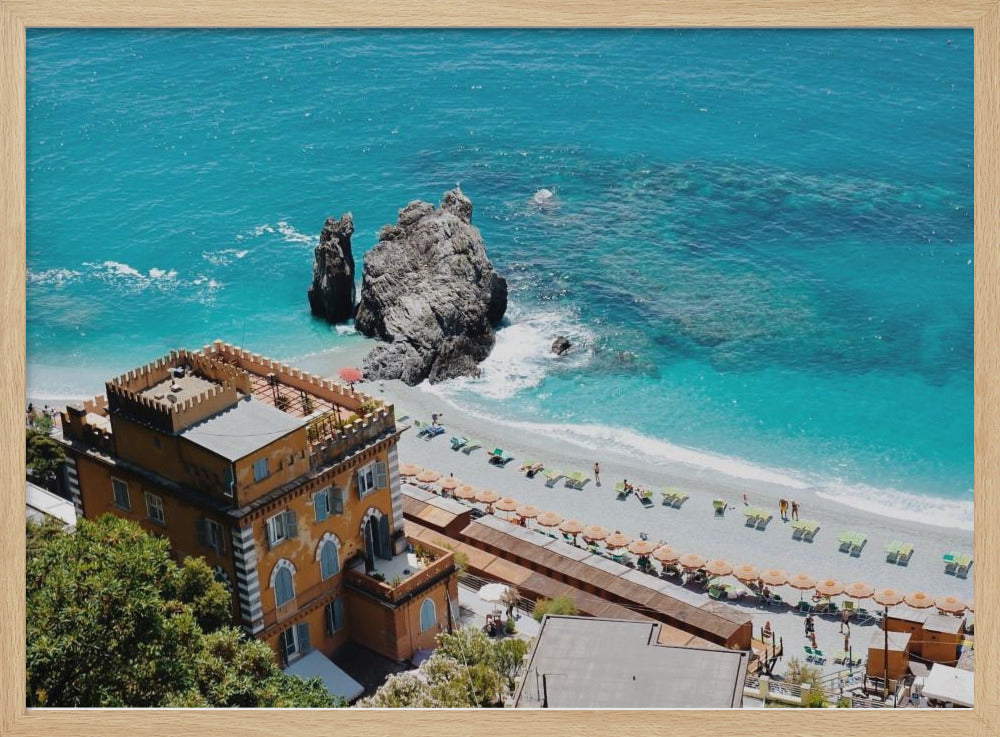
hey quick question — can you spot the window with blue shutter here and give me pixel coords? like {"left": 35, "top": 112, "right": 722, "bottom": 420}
{"left": 320, "top": 540, "right": 340, "bottom": 580}
{"left": 274, "top": 567, "right": 295, "bottom": 607}
{"left": 253, "top": 457, "right": 270, "bottom": 482}
{"left": 374, "top": 460, "right": 388, "bottom": 489}
{"left": 420, "top": 598, "right": 437, "bottom": 632}
{"left": 326, "top": 597, "right": 345, "bottom": 634}
{"left": 313, "top": 489, "right": 330, "bottom": 522}
{"left": 294, "top": 622, "right": 311, "bottom": 654}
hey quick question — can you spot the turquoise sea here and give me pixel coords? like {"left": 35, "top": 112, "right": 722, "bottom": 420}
{"left": 26, "top": 30, "right": 973, "bottom": 527}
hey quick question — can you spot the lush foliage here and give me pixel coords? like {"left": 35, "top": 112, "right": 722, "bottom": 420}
{"left": 783, "top": 657, "right": 827, "bottom": 708}
{"left": 531, "top": 595, "right": 578, "bottom": 621}
{"left": 26, "top": 514, "right": 343, "bottom": 707}
{"left": 26, "top": 428, "right": 65, "bottom": 484}
{"left": 359, "top": 627, "right": 529, "bottom": 708}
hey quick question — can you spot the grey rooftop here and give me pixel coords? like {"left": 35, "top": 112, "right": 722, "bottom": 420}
{"left": 180, "top": 395, "right": 306, "bottom": 461}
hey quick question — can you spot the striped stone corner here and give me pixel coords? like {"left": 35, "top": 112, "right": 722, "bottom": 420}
{"left": 387, "top": 445, "right": 404, "bottom": 533}
{"left": 232, "top": 523, "right": 265, "bottom": 634}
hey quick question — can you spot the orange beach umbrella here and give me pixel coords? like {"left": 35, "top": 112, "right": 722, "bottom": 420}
{"left": 787, "top": 573, "right": 816, "bottom": 591}
{"left": 628, "top": 539, "right": 658, "bottom": 556}
{"left": 873, "top": 587, "right": 905, "bottom": 607}
{"left": 415, "top": 469, "right": 442, "bottom": 483}
{"left": 759, "top": 569, "right": 788, "bottom": 587}
{"left": 474, "top": 489, "right": 501, "bottom": 505}
{"left": 535, "top": 511, "right": 564, "bottom": 528}
{"left": 439, "top": 476, "right": 460, "bottom": 491}
{"left": 904, "top": 591, "right": 935, "bottom": 609}
{"left": 704, "top": 559, "right": 733, "bottom": 577}
{"left": 515, "top": 504, "right": 542, "bottom": 520}
{"left": 935, "top": 595, "right": 966, "bottom": 615}
{"left": 454, "top": 484, "right": 477, "bottom": 500}
{"left": 652, "top": 545, "right": 680, "bottom": 563}
{"left": 844, "top": 581, "right": 874, "bottom": 600}
{"left": 399, "top": 463, "right": 421, "bottom": 477}
{"left": 558, "top": 519, "right": 585, "bottom": 535}
{"left": 604, "top": 531, "right": 634, "bottom": 550}
{"left": 814, "top": 579, "right": 845, "bottom": 598}
{"left": 493, "top": 497, "right": 520, "bottom": 513}
{"left": 678, "top": 553, "right": 707, "bottom": 571}
{"left": 733, "top": 564, "right": 760, "bottom": 582}
{"left": 582, "top": 525, "right": 610, "bottom": 542}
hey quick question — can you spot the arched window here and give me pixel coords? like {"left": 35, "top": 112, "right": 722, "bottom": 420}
{"left": 270, "top": 559, "right": 296, "bottom": 607}
{"left": 319, "top": 539, "right": 340, "bottom": 580}
{"left": 419, "top": 597, "right": 437, "bottom": 632}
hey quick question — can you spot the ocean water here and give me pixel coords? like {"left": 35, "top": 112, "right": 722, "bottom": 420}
{"left": 26, "top": 30, "right": 973, "bottom": 527}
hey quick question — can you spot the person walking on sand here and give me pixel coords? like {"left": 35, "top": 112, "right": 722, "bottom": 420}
{"left": 779, "top": 498, "right": 789, "bottom": 522}
{"left": 594, "top": 462, "right": 601, "bottom": 486}
{"left": 743, "top": 491, "right": 749, "bottom": 506}
{"left": 840, "top": 608, "right": 850, "bottom": 633}
{"left": 791, "top": 500, "right": 800, "bottom": 521}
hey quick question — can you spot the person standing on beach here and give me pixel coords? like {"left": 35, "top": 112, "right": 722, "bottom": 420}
{"left": 742, "top": 491, "right": 749, "bottom": 506}
{"left": 594, "top": 462, "right": 601, "bottom": 486}
{"left": 840, "top": 608, "right": 850, "bottom": 633}
{"left": 779, "top": 498, "right": 789, "bottom": 521}
{"left": 791, "top": 500, "right": 800, "bottom": 521}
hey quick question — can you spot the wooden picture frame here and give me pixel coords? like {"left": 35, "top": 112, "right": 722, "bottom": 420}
{"left": 1, "top": 2, "right": 996, "bottom": 735}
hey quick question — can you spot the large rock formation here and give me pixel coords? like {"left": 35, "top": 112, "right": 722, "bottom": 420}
{"left": 307, "top": 213, "right": 356, "bottom": 323}
{"left": 355, "top": 189, "right": 508, "bottom": 385}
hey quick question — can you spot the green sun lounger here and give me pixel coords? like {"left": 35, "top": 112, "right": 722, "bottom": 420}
{"left": 792, "top": 520, "right": 820, "bottom": 542}
{"left": 616, "top": 484, "right": 633, "bottom": 500}
{"left": 838, "top": 531, "right": 867, "bottom": 556}
{"left": 564, "top": 471, "right": 590, "bottom": 489}
{"left": 450, "top": 436, "right": 468, "bottom": 451}
{"left": 744, "top": 507, "right": 772, "bottom": 529}
{"left": 713, "top": 498, "right": 727, "bottom": 516}
{"left": 943, "top": 552, "right": 974, "bottom": 577}
{"left": 461, "top": 439, "right": 482, "bottom": 455}
{"left": 488, "top": 449, "right": 514, "bottom": 466}
{"left": 885, "top": 541, "right": 914, "bottom": 565}
{"left": 545, "top": 469, "right": 566, "bottom": 487}
{"left": 638, "top": 488, "right": 654, "bottom": 507}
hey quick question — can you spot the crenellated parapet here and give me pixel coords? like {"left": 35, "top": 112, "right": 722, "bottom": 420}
{"left": 202, "top": 340, "right": 384, "bottom": 414}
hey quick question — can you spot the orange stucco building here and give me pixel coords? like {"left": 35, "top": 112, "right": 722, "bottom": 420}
{"left": 57, "top": 341, "right": 457, "bottom": 676}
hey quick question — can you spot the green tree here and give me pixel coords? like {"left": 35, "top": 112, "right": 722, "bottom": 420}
{"left": 360, "top": 627, "right": 530, "bottom": 708}
{"left": 532, "top": 595, "right": 578, "bottom": 621}
{"left": 26, "top": 428, "right": 65, "bottom": 485}
{"left": 783, "top": 657, "right": 827, "bottom": 708}
{"left": 26, "top": 514, "right": 342, "bottom": 708}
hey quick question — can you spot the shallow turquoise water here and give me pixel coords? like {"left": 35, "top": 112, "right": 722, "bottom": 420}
{"left": 26, "top": 30, "right": 973, "bottom": 522}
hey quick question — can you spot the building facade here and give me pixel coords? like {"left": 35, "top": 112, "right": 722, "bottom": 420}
{"left": 58, "top": 341, "right": 457, "bottom": 668}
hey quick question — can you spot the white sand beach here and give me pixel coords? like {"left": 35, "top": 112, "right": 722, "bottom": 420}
{"left": 296, "top": 342, "right": 975, "bottom": 679}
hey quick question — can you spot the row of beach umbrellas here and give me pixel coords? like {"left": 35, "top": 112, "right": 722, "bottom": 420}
{"left": 399, "top": 464, "right": 972, "bottom": 614}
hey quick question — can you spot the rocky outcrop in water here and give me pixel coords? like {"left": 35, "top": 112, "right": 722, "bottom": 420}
{"left": 551, "top": 336, "right": 572, "bottom": 356}
{"left": 307, "top": 213, "right": 356, "bottom": 323}
{"left": 355, "top": 189, "right": 508, "bottom": 385}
